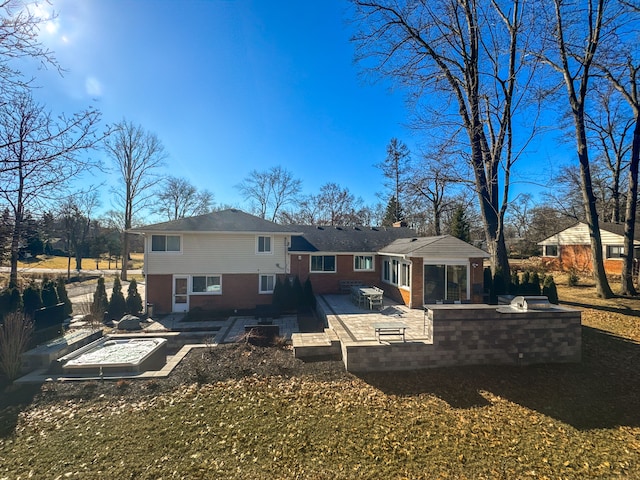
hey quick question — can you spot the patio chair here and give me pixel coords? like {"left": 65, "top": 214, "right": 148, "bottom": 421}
{"left": 369, "top": 294, "right": 383, "bottom": 310}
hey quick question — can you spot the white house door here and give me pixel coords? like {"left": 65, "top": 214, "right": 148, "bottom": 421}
{"left": 172, "top": 276, "right": 189, "bottom": 312}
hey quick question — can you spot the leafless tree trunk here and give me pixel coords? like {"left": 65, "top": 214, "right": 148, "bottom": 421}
{"left": 104, "top": 120, "right": 166, "bottom": 281}
{"left": 0, "top": 91, "right": 101, "bottom": 286}
{"left": 540, "top": 0, "right": 616, "bottom": 298}
{"left": 377, "top": 138, "right": 410, "bottom": 222}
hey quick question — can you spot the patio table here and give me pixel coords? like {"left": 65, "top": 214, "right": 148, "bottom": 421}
{"left": 373, "top": 321, "right": 407, "bottom": 342}
{"left": 351, "top": 286, "right": 383, "bottom": 309}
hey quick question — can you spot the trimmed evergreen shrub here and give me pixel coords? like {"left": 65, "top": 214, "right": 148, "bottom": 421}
{"left": 22, "top": 281, "right": 42, "bottom": 317}
{"left": 91, "top": 277, "right": 109, "bottom": 320}
{"left": 531, "top": 272, "right": 541, "bottom": 295}
{"left": 126, "top": 278, "right": 143, "bottom": 314}
{"left": 292, "top": 276, "right": 304, "bottom": 309}
{"left": 109, "top": 276, "right": 127, "bottom": 319}
{"left": 492, "top": 269, "right": 507, "bottom": 299}
{"left": 303, "top": 277, "right": 316, "bottom": 309}
{"left": 56, "top": 277, "right": 73, "bottom": 316}
{"left": 509, "top": 271, "right": 519, "bottom": 295}
{"left": 543, "top": 275, "right": 559, "bottom": 304}
{"left": 41, "top": 278, "right": 59, "bottom": 308}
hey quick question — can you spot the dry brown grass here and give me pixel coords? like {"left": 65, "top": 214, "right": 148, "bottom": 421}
{"left": 17, "top": 253, "right": 144, "bottom": 270}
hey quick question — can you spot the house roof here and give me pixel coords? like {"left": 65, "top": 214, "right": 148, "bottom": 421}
{"left": 379, "top": 235, "right": 490, "bottom": 259}
{"left": 289, "top": 225, "right": 419, "bottom": 253}
{"left": 600, "top": 222, "right": 640, "bottom": 241}
{"left": 129, "top": 209, "right": 299, "bottom": 234}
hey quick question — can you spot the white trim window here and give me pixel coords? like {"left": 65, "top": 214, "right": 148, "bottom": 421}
{"left": 383, "top": 259, "right": 390, "bottom": 282}
{"left": 257, "top": 235, "right": 272, "bottom": 254}
{"left": 311, "top": 255, "right": 336, "bottom": 273}
{"left": 259, "top": 274, "right": 276, "bottom": 294}
{"left": 151, "top": 234, "right": 181, "bottom": 252}
{"left": 192, "top": 275, "right": 222, "bottom": 294}
{"left": 400, "top": 262, "right": 411, "bottom": 288}
{"left": 606, "top": 245, "right": 624, "bottom": 259}
{"left": 354, "top": 255, "right": 374, "bottom": 271}
{"left": 543, "top": 244, "right": 559, "bottom": 257}
{"left": 391, "top": 259, "right": 399, "bottom": 284}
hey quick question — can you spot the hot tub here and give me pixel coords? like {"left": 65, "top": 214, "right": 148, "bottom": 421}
{"left": 56, "top": 337, "right": 167, "bottom": 375}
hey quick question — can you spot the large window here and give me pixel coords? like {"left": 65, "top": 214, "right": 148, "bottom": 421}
{"left": 391, "top": 259, "right": 399, "bottom": 284}
{"left": 259, "top": 274, "right": 275, "bottom": 293}
{"left": 401, "top": 262, "right": 411, "bottom": 288}
{"left": 544, "top": 244, "right": 559, "bottom": 257}
{"left": 257, "top": 236, "right": 272, "bottom": 254}
{"left": 383, "top": 260, "right": 390, "bottom": 282}
{"left": 606, "top": 245, "right": 624, "bottom": 259}
{"left": 192, "top": 275, "right": 221, "bottom": 294}
{"left": 311, "top": 255, "right": 336, "bottom": 272}
{"left": 354, "top": 255, "right": 374, "bottom": 271}
{"left": 151, "top": 235, "right": 181, "bottom": 252}
{"left": 424, "top": 264, "right": 468, "bottom": 303}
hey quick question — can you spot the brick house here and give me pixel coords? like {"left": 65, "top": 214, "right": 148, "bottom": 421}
{"left": 132, "top": 209, "right": 489, "bottom": 313}
{"left": 538, "top": 222, "right": 640, "bottom": 275}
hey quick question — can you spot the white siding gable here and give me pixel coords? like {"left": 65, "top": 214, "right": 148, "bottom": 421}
{"left": 145, "top": 233, "right": 289, "bottom": 275}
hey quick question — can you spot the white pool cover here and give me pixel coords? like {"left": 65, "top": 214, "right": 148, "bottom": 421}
{"left": 65, "top": 338, "right": 164, "bottom": 366}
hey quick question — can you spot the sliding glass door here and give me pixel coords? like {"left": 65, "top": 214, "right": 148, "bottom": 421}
{"left": 424, "top": 264, "right": 468, "bottom": 303}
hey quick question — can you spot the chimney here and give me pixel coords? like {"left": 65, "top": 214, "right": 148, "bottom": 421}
{"left": 392, "top": 220, "right": 408, "bottom": 228}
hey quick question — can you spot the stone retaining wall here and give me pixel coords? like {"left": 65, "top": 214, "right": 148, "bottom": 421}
{"left": 343, "top": 305, "right": 581, "bottom": 372}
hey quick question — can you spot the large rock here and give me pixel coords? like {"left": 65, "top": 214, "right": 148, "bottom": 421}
{"left": 117, "top": 314, "right": 141, "bottom": 331}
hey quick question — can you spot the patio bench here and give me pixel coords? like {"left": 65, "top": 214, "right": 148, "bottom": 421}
{"left": 373, "top": 322, "right": 407, "bottom": 343}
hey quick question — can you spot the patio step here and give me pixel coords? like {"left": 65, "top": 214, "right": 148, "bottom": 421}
{"left": 292, "top": 328, "right": 341, "bottom": 361}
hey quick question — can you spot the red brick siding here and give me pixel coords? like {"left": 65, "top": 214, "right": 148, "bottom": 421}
{"left": 146, "top": 274, "right": 172, "bottom": 314}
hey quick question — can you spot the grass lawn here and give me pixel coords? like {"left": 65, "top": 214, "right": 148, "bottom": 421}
{"left": 1, "top": 283, "right": 640, "bottom": 478}
{"left": 16, "top": 253, "right": 144, "bottom": 271}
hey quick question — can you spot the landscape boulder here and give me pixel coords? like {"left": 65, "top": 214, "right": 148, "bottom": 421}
{"left": 117, "top": 314, "right": 141, "bottom": 331}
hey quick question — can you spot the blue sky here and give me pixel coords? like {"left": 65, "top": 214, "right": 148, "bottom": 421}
{"left": 26, "top": 0, "right": 564, "bottom": 218}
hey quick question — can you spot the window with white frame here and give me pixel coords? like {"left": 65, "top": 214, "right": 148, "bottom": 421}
{"left": 391, "top": 259, "right": 399, "bottom": 284}
{"left": 606, "top": 245, "right": 624, "bottom": 259}
{"left": 400, "top": 262, "right": 411, "bottom": 288}
{"left": 354, "top": 255, "right": 374, "bottom": 271}
{"left": 151, "top": 234, "right": 181, "bottom": 252}
{"left": 543, "top": 244, "right": 559, "bottom": 257}
{"left": 310, "top": 255, "right": 336, "bottom": 272}
{"left": 257, "top": 235, "right": 272, "bottom": 254}
{"left": 192, "top": 275, "right": 222, "bottom": 294}
{"left": 259, "top": 274, "right": 276, "bottom": 293}
{"left": 383, "top": 259, "right": 390, "bottom": 282}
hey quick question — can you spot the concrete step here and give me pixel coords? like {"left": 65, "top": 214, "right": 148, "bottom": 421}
{"left": 292, "top": 329, "right": 341, "bottom": 360}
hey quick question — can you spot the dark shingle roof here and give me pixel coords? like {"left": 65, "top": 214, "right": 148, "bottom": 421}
{"left": 130, "top": 209, "right": 299, "bottom": 234}
{"left": 380, "top": 235, "right": 489, "bottom": 258}
{"left": 289, "top": 225, "right": 419, "bottom": 253}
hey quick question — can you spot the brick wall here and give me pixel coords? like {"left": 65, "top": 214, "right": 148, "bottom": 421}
{"left": 341, "top": 305, "right": 581, "bottom": 372}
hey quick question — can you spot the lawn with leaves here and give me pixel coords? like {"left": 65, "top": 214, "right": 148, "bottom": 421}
{"left": 1, "top": 285, "right": 640, "bottom": 478}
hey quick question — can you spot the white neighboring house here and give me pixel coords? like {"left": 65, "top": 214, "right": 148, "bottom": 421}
{"left": 538, "top": 222, "right": 640, "bottom": 275}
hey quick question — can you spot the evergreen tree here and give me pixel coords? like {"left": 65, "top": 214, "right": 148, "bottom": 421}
{"left": 22, "top": 281, "right": 42, "bottom": 317}
{"left": 450, "top": 205, "right": 470, "bottom": 242}
{"left": 125, "top": 278, "right": 143, "bottom": 314}
{"left": 56, "top": 277, "right": 73, "bottom": 316}
{"left": 509, "top": 271, "right": 520, "bottom": 295}
{"left": 271, "top": 277, "right": 285, "bottom": 311}
{"left": 531, "top": 272, "right": 541, "bottom": 295}
{"left": 381, "top": 195, "right": 405, "bottom": 226}
{"left": 484, "top": 267, "right": 494, "bottom": 304}
{"left": 91, "top": 277, "right": 109, "bottom": 321}
{"left": 109, "top": 276, "right": 127, "bottom": 319}
{"left": 292, "top": 276, "right": 304, "bottom": 309}
{"left": 0, "top": 287, "right": 22, "bottom": 318}
{"left": 542, "top": 275, "right": 559, "bottom": 304}
{"left": 303, "top": 277, "right": 316, "bottom": 309}
{"left": 41, "top": 278, "right": 59, "bottom": 307}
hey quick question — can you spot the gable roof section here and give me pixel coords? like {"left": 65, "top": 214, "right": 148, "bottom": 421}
{"left": 380, "top": 235, "right": 489, "bottom": 259}
{"left": 538, "top": 221, "right": 640, "bottom": 245}
{"left": 130, "top": 209, "right": 299, "bottom": 234}
{"left": 289, "top": 225, "right": 418, "bottom": 253}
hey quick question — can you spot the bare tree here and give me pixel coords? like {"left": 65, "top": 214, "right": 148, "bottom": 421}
{"left": 0, "top": 91, "right": 101, "bottom": 286}
{"left": 58, "top": 190, "right": 100, "bottom": 277}
{"left": 155, "top": 176, "right": 213, "bottom": 221}
{"left": 0, "top": 1, "right": 58, "bottom": 98}
{"left": 539, "top": 0, "right": 619, "bottom": 297}
{"left": 586, "top": 84, "right": 633, "bottom": 223}
{"left": 316, "top": 183, "right": 363, "bottom": 226}
{"left": 237, "top": 166, "right": 302, "bottom": 222}
{"left": 352, "top": 0, "right": 540, "bottom": 276}
{"left": 104, "top": 120, "right": 166, "bottom": 281}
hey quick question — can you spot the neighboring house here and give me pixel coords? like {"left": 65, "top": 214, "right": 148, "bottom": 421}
{"left": 538, "top": 222, "right": 640, "bottom": 275}
{"left": 132, "top": 209, "right": 489, "bottom": 313}
{"left": 130, "top": 209, "right": 300, "bottom": 314}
